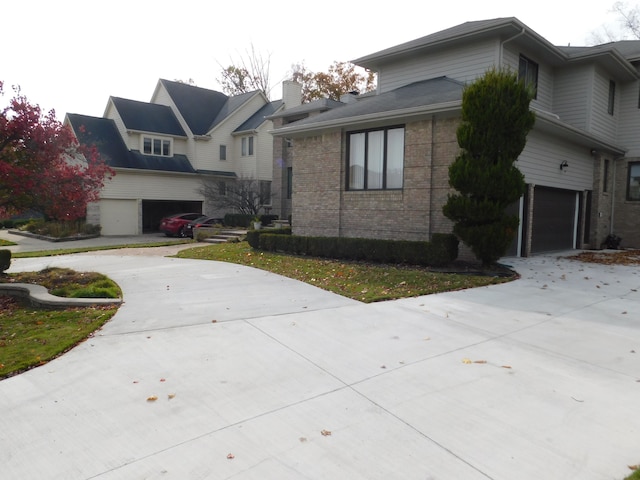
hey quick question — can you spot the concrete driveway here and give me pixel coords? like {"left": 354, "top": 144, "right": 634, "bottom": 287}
{"left": 1, "top": 243, "right": 639, "bottom": 479}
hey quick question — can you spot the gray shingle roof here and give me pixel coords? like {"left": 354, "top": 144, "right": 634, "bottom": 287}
{"left": 268, "top": 97, "right": 344, "bottom": 120}
{"left": 274, "top": 77, "right": 464, "bottom": 134}
{"left": 67, "top": 113, "right": 196, "bottom": 174}
{"left": 235, "top": 100, "right": 283, "bottom": 132}
{"left": 110, "top": 97, "right": 186, "bottom": 137}
{"left": 160, "top": 80, "right": 229, "bottom": 135}
{"left": 160, "top": 79, "right": 263, "bottom": 135}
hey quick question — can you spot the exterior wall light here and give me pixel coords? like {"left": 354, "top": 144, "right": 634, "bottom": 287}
{"left": 560, "top": 160, "right": 569, "bottom": 172}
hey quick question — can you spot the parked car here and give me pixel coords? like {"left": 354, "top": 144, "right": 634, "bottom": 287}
{"left": 185, "top": 216, "right": 224, "bottom": 238}
{"left": 159, "top": 213, "right": 206, "bottom": 237}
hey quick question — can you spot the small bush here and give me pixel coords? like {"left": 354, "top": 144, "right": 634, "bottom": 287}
{"left": 0, "top": 249, "right": 11, "bottom": 273}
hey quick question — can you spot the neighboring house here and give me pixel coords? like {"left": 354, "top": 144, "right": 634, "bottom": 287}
{"left": 65, "top": 79, "right": 285, "bottom": 235}
{"left": 271, "top": 17, "right": 640, "bottom": 257}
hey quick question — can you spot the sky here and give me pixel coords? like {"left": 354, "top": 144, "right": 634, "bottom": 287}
{"left": 1, "top": 0, "right": 625, "bottom": 121}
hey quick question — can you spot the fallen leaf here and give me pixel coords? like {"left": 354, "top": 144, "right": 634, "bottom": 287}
{"left": 380, "top": 365, "right": 387, "bottom": 369}
{"left": 146, "top": 395, "right": 158, "bottom": 402}
{"left": 321, "top": 429, "right": 332, "bottom": 436}
{"left": 160, "top": 378, "right": 166, "bottom": 382}
{"left": 501, "top": 365, "right": 512, "bottom": 369}
{"left": 133, "top": 380, "right": 139, "bottom": 384}
{"left": 629, "top": 464, "right": 639, "bottom": 471}
{"left": 212, "top": 319, "right": 218, "bottom": 323}
{"left": 168, "top": 393, "right": 176, "bottom": 399}
{"left": 227, "top": 453, "right": 235, "bottom": 460}
{"left": 299, "top": 437, "right": 308, "bottom": 443}
{"left": 473, "top": 360, "right": 487, "bottom": 364}
{"left": 424, "top": 336, "right": 431, "bottom": 341}
{"left": 462, "top": 358, "right": 472, "bottom": 364}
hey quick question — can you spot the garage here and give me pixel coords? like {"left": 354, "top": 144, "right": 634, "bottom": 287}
{"left": 99, "top": 199, "right": 139, "bottom": 235}
{"left": 531, "top": 186, "right": 578, "bottom": 253}
{"left": 142, "top": 200, "right": 203, "bottom": 233}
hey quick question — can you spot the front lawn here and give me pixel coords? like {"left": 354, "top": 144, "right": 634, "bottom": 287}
{"left": 0, "top": 268, "right": 121, "bottom": 379}
{"left": 176, "top": 242, "right": 513, "bottom": 303}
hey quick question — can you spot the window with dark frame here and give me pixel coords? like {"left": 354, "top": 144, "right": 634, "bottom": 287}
{"left": 241, "top": 136, "right": 254, "bottom": 156}
{"left": 220, "top": 145, "right": 227, "bottom": 160}
{"left": 603, "top": 159, "right": 610, "bottom": 193}
{"left": 608, "top": 80, "right": 616, "bottom": 115}
{"left": 518, "top": 55, "right": 538, "bottom": 99}
{"left": 627, "top": 162, "right": 640, "bottom": 200}
{"left": 142, "top": 136, "right": 171, "bottom": 157}
{"left": 347, "top": 126, "right": 405, "bottom": 191}
{"left": 286, "top": 167, "right": 293, "bottom": 199}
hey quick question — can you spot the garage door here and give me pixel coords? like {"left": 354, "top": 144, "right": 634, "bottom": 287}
{"left": 100, "top": 199, "right": 139, "bottom": 235}
{"left": 531, "top": 187, "right": 577, "bottom": 253}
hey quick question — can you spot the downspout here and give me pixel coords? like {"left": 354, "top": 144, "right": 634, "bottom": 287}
{"left": 499, "top": 28, "right": 526, "bottom": 66}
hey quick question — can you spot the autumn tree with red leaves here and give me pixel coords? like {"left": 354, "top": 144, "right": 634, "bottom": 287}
{"left": 0, "top": 81, "right": 112, "bottom": 221}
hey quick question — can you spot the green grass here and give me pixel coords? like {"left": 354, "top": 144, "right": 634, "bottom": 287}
{"left": 0, "top": 267, "right": 122, "bottom": 379}
{"left": 176, "top": 242, "right": 512, "bottom": 303}
{"left": 0, "top": 239, "right": 16, "bottom": 246}
{"left": 11, "top": 239, "right": 194, "bottom": 258}
{"left": 0, "top": 299, "right": 117, "bottom": 379}
{"left": 625, "top": 468, "right": 640, "bottom": 480}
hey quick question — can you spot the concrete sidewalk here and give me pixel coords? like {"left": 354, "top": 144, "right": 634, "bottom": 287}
{"left": 1, "top": 248, "right": 639, "bottom": 479}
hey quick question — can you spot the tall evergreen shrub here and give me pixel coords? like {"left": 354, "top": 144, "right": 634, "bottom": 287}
{"left": 443, "top": 68, "right": 535, "bottom": 266}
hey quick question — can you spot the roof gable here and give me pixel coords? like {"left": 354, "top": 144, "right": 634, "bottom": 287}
{"left": 235, "top": 100, "right": 283, "bottom": 133}
{"left": 110, "top": 97, "right": 186, "bottom": 137}
{"left": 160, "top": 79, "right": 230, "bottom": 135}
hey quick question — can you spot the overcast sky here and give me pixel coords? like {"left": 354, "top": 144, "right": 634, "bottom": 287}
{"left": 1, "top": 0, "right": 624, "bottom": 121}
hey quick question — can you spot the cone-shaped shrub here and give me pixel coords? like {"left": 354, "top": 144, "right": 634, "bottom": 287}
{"left": 443, "top": 68, "right": 535, "bottom": 266}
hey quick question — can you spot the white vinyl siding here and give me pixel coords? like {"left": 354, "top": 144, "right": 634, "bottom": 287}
{"left": 617, "top": 80, "right": 640, "bottom": 155}
{"left": 101, "top": 170, "right": 205, "bottom": 201}
{"left": 502, "top": 46, "right": 553, "bottom": 112}
{"left": 376, "top": 39, "right": 499, "bottom": 93}
{"left": 553, "top": 66, "right": 591, "bottom": 130}
{"left": 517, "top": 129, "right": 594, "bottom": 191}
{"left": 589, "top": 68, "right": 618, "bottom": 139}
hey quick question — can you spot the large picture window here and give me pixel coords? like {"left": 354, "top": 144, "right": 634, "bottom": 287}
{"left": 347, "top": 126, "right": 404, "bottom": 190}
{"left": 627, "top": 162, "right": 640, "bottom": 200}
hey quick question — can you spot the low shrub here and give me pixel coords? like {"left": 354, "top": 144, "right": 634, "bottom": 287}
{"left": 21, "top": 220, "right": 100, "bottom": 238}
{"left": 0, "top": 249, "right": 11, "bottom": 273}
{"left": 251, "top": 233, "right": 459, "bottom": 267}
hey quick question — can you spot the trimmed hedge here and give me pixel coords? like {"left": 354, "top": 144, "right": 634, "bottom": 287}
{"left": 248, "top": 231, "right": 458, "bottom": 267}
{"left": 0, "top": 249, "right": 11, "bottom": 273}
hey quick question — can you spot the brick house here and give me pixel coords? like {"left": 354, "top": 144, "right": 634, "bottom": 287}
{"left": 271, "top": 17, "right": 640, "bottom": 257}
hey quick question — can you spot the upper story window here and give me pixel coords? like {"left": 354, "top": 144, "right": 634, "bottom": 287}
{"left": 627, "top": 162, "right": 640, "bottom": 201}
{"left": 241, "top": 136, "right": 254, "bottom": 156}
{"left": 608, "top": 80, "right": 616, "bottom": 115}
{"left": 220, "top": 144, "right": 227, "bottom": 160}
{"left": 347, "top": 126, "right": 404, "bottom": 190}
{"left": 518, "top": 55, "right": 538, "bottom": 99}
{"left": 142, "top": 136, "right": 171, "bottom": 157}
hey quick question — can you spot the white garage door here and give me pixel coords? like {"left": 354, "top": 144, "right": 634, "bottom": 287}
{"left": 99, "top": 199, "right": 139, "bottom": 235}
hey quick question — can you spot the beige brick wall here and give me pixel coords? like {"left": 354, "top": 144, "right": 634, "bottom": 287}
{"left": 292, "top": 117, "right": 462, "bottom": 242}
{"left": 588, "top": 154, "right": 614, "bottom": 249}
{"left": 613, "top": 157, "right": 640, "bottom": 248}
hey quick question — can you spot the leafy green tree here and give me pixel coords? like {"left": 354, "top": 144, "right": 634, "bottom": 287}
{"left": 442, "top": 68, "right": 535, "bottom": 266}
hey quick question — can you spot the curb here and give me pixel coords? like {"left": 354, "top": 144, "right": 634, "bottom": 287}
{"left": 0, "top": 283, "right": 122, "bottom": 309}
